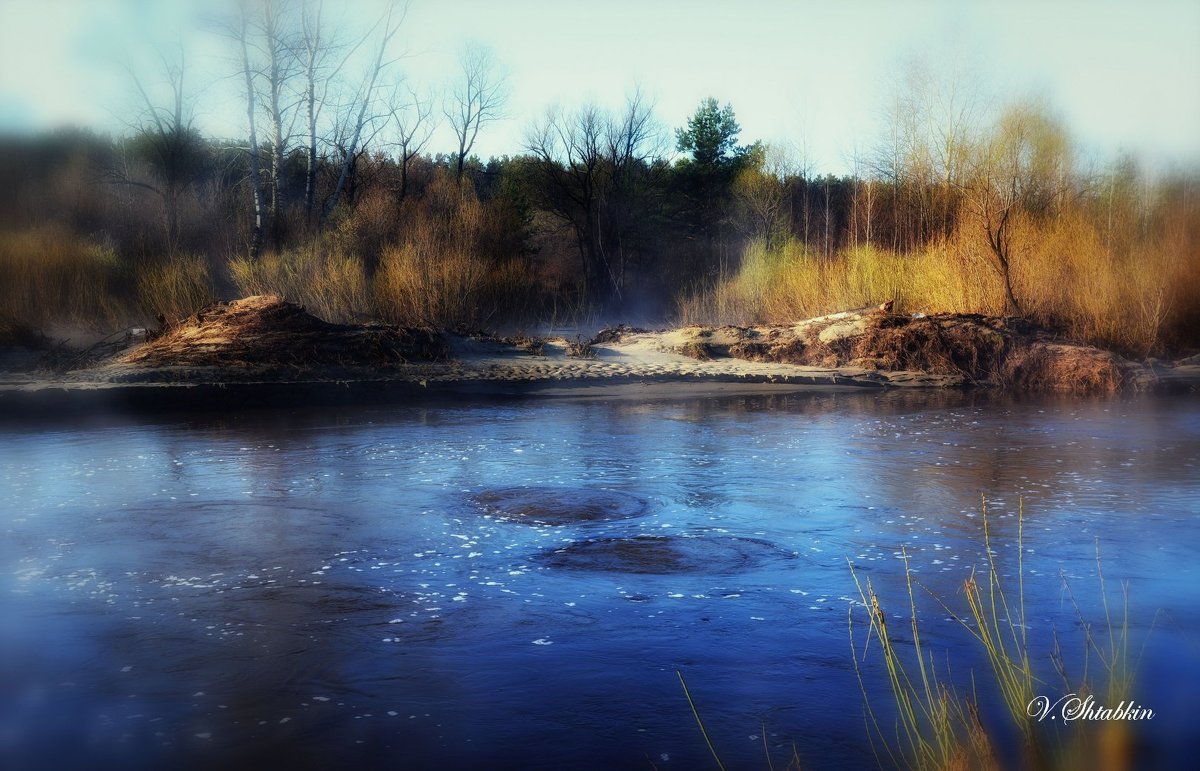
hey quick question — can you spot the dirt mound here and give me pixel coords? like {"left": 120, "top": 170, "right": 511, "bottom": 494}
{"left": 718, "top": 311, "right": 1130, "bottom": 394}
{"left": 841, "top": 315, "right": 1009, "bottom": 377}
{"left": 120, "top": 295, "right": 447, "bottom": 370}
{"left": 999, "top": 342, "right": 1127, "bottom": 393}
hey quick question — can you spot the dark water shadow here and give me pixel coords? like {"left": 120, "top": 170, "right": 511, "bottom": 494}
{"left": 536, "top": 533, "right": 796, "bottom": 575}
{"left": 470, "top": 486, "right": 653, "bottom": 526}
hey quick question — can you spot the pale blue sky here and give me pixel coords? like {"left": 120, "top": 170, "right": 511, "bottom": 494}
{"left": 1, "top": 0, "right": 1197, "bottom": 175}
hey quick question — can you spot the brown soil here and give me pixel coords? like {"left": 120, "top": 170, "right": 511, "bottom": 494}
{"left": 676, "top": 340, "right": 716, "bottom": 361}
{"left": 120, "top": 295, "right": 447, "bottom": 370}
{"left": 507, "top": 335, "right": 546, "bottom": 357}
{"left": 19, "top": 298, "right": 1140, "bottom": 396}
{"left": 999, "top": 342, "right": 1127, "bottom": 394}
{"left": 719, "top": 311, "right": 1130, "bottom": 394}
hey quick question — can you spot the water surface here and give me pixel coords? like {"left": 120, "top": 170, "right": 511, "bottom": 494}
{"left": 2, "top": 390, "right": 1199, "bottom": 769}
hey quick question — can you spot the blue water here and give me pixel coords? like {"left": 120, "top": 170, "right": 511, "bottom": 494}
{"left": 1, "top": 390, "right": 1199, "bottom": 770}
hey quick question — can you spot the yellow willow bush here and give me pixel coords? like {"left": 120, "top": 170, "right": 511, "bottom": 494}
{"left": 228, "top": 244, "right": 372, "bottom": 324}
{"left": 679, "top": 210, "right": 1197, "bottom": 356}
{"left": 1007, "top": 211, "right": 1196, "bottom": 356}
{"left": 374, "top": 242, "right": 531, "bottom": 328}
{"left": 677, "top": 238, "right": 1004, "bottom": 327}
{"left": 0, "top": 226, "right": 129, "bottom": 327}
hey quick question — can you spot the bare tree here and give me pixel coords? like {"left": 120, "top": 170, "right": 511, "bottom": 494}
{"left": 386, "top": 81, "right": 436, "bottom": 199}
{"left": 846, "top": 144, "right": 878, "bottom": 249}
{"left": 105, "top": 44, "right": 202, "bottom": 254}
{"left": 733, "top": 143, "right": 791, "bottom": 247}
{"left": 527, "top": 102, "right": 607, "bottom": 297}
{"left": 320, "top": 3, "right": 405, "bottom": 223}
{"left": 299, "top": 0, "right": 373, "bottom": 224}
{"left": 875, "top": 59, "right": 980, "bottom": 250}
{"left": 299, "top": 0, "right": 327, "bottom": 221}
{"left": 261, "top": 0, "right": 300, "bottom": 246}
{"left": 445, "top": 43, "right": 507, "bottom": 182}
{"left": 526, "top": 91, "right": 661, "bottom": 303}
{"left": 602, "top": 88, "right": 662, "bottom": 291}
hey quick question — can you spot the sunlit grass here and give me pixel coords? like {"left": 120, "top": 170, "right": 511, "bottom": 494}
{"left": 229, "top": 244, "right": 372, "bottom": 324}
{"left": 678, "top": 209, "right": 1200, "bottom": 357}
{"left": 134, "top": 254, "right": 216, "bottom": 323}
{"left": 372, "top": 186, "right": 537, "bottom": 328}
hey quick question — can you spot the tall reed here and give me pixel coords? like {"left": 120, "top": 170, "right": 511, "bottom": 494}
{"left": 849, "top": 498, "right": 1142, "bottom": 771}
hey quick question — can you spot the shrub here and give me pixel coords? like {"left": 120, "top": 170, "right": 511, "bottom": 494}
{"left": 229, "top": 244, "right": 372, "bottom": 324}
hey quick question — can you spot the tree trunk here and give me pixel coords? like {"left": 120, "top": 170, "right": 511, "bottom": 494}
{"left": 266, "top": 3, "right": 286, "bottom": 249}
{"left": 399, "top": 150, "right": 409, "bottom": 199}
{"left": 305, "top": 73, "right": 317, "bottom": 222}
{"left": 239, "top": 16, "right": 264, "bottom": 258}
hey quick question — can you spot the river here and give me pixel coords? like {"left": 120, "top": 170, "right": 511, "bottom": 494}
{"left": 2, "top": 389, "right": 1198, "bottom": 769}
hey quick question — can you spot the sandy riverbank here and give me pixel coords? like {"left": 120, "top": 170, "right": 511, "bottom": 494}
{"left": 1, "top": 296, "right": 1197, "bottom": 417}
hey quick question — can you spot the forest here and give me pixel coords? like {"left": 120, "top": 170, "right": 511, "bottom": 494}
{"left": 1, "top": 0, "right": 1197, "bottom": 358}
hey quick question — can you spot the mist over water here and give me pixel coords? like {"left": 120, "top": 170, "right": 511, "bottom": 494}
{"left": 2, "top": 390, "right": 1199, "bottom": 769}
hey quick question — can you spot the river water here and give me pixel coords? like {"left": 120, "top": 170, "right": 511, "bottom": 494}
{"left": 2, "top": 390, "right": 1198, "bottom": 770}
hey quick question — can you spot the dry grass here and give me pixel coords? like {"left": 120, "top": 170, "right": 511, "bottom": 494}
{"left": 373, "top": 184, "right": 535, "bottom": 328}
{"left": 1008, "top": 211, "right": 1194, "bottom": 357}
{"left": 676, "top": 339, "right": 716, "bottom": 361}
{"left": 679, "top": 206, "right": 1200, "bottom": 358}
{"left": 0, "top": 227, "right": 129, "bottom": 327}
{"left": 229, "top": 244, "right": 372, "bottom": 324}
{"left": 565, "top": 337, "right": 596, "bottom": 359}
{"left": 677, "top": 240, "right": 1002, "bottom": 328}
{"left": 846, "top": 316, "right": 1007, "bottom": 379}
{"left": 999, "top": 342, "right": 1126, "bottom": 394}
{"left": 0, "top": 316, "right": 48, "bottom": 349}
{"left": 851, "top": 498, "right": 1142, "bottom": 771}
{"left": 135, "top": 255, "right": 216, "bottom": 323}
{"left": 708, "top": 311, "right": 1127, "bottom": 393}
{"left": 508, "top": 335, "right": 546, "bottom": 357}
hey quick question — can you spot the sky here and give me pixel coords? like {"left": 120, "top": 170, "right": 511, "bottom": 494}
{"left": 1, "top": 0, "right": 1198, "bottom": 176}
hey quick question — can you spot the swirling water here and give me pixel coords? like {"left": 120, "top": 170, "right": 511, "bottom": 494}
{"left": 2, "top": 390, "right": 1199, "bottom": 770}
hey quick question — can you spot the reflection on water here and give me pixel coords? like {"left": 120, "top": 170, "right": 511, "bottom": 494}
{"left": 1, "top": 390, "right": 1199, "bottom": 769}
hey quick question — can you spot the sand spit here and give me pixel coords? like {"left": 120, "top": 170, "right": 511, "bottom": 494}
{"left": 1, "top": 296, "right": 1197, "bottom": 415}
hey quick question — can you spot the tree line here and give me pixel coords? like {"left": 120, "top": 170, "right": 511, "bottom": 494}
{"left": 1, "top": 0, "right": 1195, "bottom": 346}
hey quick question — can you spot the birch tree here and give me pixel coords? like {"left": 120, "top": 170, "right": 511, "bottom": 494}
{"left": 235, "top": 0, "right": 266, "bottom": 257}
